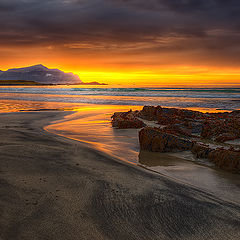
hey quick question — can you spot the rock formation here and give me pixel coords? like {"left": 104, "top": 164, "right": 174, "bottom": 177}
{"left": 112, "top": 106, "right": 240, "bottom": 173}
{"left": 208, "top": 148, "right": 240, "bottom": 173}
{"left": 111, "top": 110, "right": 146, "bottom": 129}
{"left": 139, "top": 127, "right": 193, "bottom": 152}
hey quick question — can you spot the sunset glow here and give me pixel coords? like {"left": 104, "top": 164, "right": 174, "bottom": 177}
{"left": 2, "top": 59, "right": 240, "bottom": 86}
{"left": 1, "top": 0, "right": 240, "bottom": 86}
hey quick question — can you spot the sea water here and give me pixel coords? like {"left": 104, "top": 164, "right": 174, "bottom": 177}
{"left": 0, "top": 85, "right": 240, "bottom": 111}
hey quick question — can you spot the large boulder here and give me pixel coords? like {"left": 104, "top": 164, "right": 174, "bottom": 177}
{"left": 163, "top": 121, "right": 204, "bottom": 137}
{"left": 191, "top": 143, "right": 213, "bottom": 159}
{"left": 139, "top": 127, "right": 193, "bottom": 152}
{"left": 137, "top": 106, "right": 162, "bottom": 121}
{"left": 111, "top": 110, "right": 146, "bottom": 129}
{"left": 208, "top": 149, "right": 240, "bottom": 173}
{"left": 191, "top": 143, "right": 240, "bottom": 173}
{"left": 215, "top": 133, "right": 238, "bottom": 142}
{"left": 111, "top": 106, "right": 240, "bottom": 173}
{"left": 157, "top": 108, "right": 205, "bottom": 125}
{"left": 201, "top": 118, "right": 240, "bottom": 143}
{"left": 137, "top": 105, "right": 205, "bottom": 125}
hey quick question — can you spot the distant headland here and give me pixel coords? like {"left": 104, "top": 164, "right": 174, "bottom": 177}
{"left": 0, "top": 64, "right": 107, "bottom": 86}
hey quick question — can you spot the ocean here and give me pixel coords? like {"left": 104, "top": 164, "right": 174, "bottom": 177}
{"left": 0, "top": 86, "right": 240, "bottom": 112}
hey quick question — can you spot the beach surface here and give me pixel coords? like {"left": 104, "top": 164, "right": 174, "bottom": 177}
{"left": 1, "top": 111, "right": 240, "bottom": 240}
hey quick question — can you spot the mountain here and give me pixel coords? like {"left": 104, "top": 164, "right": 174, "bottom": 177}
{"left": 0, "top": 64, "right": 82, "bottom": 84}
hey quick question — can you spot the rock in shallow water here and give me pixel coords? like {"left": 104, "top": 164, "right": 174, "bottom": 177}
{"left": 111, "top": 106, "right": 240, "bottom": 173}
{"left": 208, "top": 149, "right": 240, "bottom": 173}
{"left": 111, "top": 110, "right": 146, "bottom": 129}
{"left": 191, "top": 143, "right": 213, "bottom": 159}
{"left": 139, "top": 127, "right": 193, "bottom": 152}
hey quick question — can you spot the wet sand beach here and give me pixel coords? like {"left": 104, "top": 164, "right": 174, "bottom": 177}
{"left": 46, "top": 106, "right": 240, "bottom": 205}
{"left": 1, "top": 111, "right": 240, "bottom": 240}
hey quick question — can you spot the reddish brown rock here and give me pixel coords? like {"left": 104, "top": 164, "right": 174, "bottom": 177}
{"left": 111, "top": 105, "right": 240, "bottom": 173}
{"left": 192, "top": 144, "right": 240, "bottom": 173}
{"left": 215, "top": 133, "right": 237, "bottom": 142}
{"left": 139, "top": 127, "right": 193, "bottom": 152}
{"left": 163, "top": 121, "right": 203, "bottom": 137}
{"left": 138, "top": 105, "right": 205, "bottom": 125}
{"left": 111, "top": 110, "right": 146, "bottom": 129}
{"left": 201, "top": 118, "right": 240, "bottom": 142}
{"left": 137, "top": 106, "right": 163, "bottom": 121}
{"left": 191, "top": 143, "right": 213, "bottom": 159}
{"left": 231, "top": 110, "right": 240, "bottom": 116}
{"left": 208, "top": 149, "right": 240, "bottom": 173}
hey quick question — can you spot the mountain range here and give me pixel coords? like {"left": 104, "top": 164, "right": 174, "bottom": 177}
{"left": 0, "top": 65, "right": 86, "bottom": 85}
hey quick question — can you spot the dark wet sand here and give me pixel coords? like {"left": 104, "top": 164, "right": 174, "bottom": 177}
{"left": 0, "top": 111, "right": 240, "bottom": 240}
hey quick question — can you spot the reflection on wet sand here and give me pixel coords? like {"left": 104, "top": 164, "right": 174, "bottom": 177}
{"left": 1, "top": 99, "right": 240, "bottom": 205}
{"left": 139, "top": 151, "right": 240, "bottom": 204}
{"left": 46, "top": 105, "right": 240, "bottom": 205}
{"left": 0, "top": 99, "right": 87, "bottom": 113}
{"left": 46, "top": 105, "right": 141, "bottom": 164}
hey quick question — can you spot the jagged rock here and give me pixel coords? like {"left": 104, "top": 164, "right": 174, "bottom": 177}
{"left": 208, "top": 149, "right": 240, "bottom": 173}
{"left": 191, "top": 143, "right": 213, "bottom": 158}
{"left": 215, "top": 133, "right": 237, "bottom": 142}
{"left": 137, "top": 106, "right": 162, "bottom": 121}
{"left": 192, "top": 143, "right": 240, "bottom": 173}
{"left": 162, "top": 124, "right": 192, "bottom": 137}
{"left": 201, "top": 118, "right": 240, "bottom": 142}
{"left": 139, "top": 127, "right": 193, "bottom": 152}
{"left": 231, "top": 110, "right": 240, "bottom": 116}
{"left": 163, "top": 121, "right": 203, "bottom": 137}
{"left": 111, "top": 110, "right": 146, "bottom": 129}
{"left": 138, "top": 106, "right": 205, "bottom": 125}
{"left": 111, "top": 105, "right": 240, "bottom": 173}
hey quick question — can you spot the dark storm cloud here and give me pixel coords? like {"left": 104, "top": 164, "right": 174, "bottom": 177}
{"left": 115, "top": 0, "right": 239, "bottom": 13}
{"left": 0, "top": 0, "right": 240, "bottom": 64}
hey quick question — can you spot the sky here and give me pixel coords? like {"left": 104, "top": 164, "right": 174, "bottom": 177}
{"left": 0, "top": 0, "right": 240, "bottom": 85}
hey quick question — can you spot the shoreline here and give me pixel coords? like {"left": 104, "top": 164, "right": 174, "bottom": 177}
{"left": 1, "top": 110, "right": 240, "bottom": 239}
{"left": 45, "top": 108, "right": 240, "bottom": 205}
